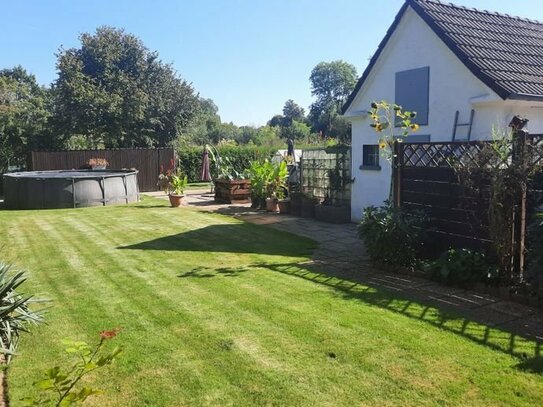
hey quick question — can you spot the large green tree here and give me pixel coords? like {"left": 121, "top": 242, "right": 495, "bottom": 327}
{"left": 308, "top": 60, "right": 357, "bottom": 141}
{"left": 52, "top": 26, "right": 199, "bottom": 148}
{"left": 282, "top": 99, "right": 305, "bottom": 126}
{"left": 179, "top": 97, "right": 222, "bottom": 146}
{"left": 0, "top": 66, "right": 50, "bottom": 174}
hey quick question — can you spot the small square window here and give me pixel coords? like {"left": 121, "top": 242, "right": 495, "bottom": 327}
{"left": 361, "top": 145, "right": 380, "bottom": 170}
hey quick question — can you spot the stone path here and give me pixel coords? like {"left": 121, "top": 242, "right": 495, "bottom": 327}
{"left": 146, "top": 190, "right": 543, "bottom": 356}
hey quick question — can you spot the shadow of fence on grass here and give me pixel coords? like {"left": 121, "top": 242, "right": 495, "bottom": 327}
{"left": 252, "top": 260, "right": 543, "bottom": 373}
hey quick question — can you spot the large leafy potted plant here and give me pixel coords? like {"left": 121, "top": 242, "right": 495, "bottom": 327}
{"left": 247, "top": 161, "right": 268, "bottom": 209}
{"left": 168, "top": 172, "right": 188, "bottom": 207}
{"left": 158, "top": 167, "right": 188, "bottom": 207}
{"left": 265, "top": 161, "right": 288, "bottom": 212}
{"left": 276, "top": 187, "right": 290, "bottom": 214}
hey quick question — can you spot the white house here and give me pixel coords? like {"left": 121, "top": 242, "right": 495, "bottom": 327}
{"left": 343, "top": 0, "right": 543, "bottom": 221}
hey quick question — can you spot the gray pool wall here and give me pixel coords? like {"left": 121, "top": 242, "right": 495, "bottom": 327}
{"left": 3, "top": 170, "right": 139, "bottom": 209}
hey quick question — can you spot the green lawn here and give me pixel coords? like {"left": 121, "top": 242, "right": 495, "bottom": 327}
{"left": 1, "top": 197, "right": 542, "bottom": 406}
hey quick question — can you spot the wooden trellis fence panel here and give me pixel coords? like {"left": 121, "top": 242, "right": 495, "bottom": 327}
{"left": 393, "top": 133, "right": 543, "bottom": 275}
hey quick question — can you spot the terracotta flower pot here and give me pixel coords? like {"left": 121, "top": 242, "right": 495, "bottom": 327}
{"left": 266, "top": 197, "right": 278, "bottom": 212}
{"left": 169, "top": 194, "right": 184, "bottom": 207}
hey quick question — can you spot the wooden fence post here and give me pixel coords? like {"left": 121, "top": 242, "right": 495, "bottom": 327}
{"left": 510, "top": 116, "right": 529, "bottom": 281}
{"left": 392, "top": 140, "right": 402, "bottom": 208}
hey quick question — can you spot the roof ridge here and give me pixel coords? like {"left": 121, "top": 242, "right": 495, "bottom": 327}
{"left": 411, "top": 0, "right": 543, "bottom": 26}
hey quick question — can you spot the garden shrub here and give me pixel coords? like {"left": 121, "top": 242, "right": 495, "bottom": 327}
{"left": 358, "top": 202, "right": 427, "bottom": 269}
{"left": 177, "top": 146, "right": 277, "bottom": 182}
{"left": 424, "top": 248, "right": 495, "bottom": 286}
{"left": 0, "top": 261, "right": 44, "bottom": 362}
{"left": 526, "top": 212, "right": 543, "bottom": 287}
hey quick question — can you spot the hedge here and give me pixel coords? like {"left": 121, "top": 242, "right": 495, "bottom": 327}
{"left": 177, "top": 146, "right": 277, "bottom": 182}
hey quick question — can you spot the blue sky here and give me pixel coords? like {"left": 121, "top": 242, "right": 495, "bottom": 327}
{"left": 2, "top": 0, "right": 542, "bottom": 126}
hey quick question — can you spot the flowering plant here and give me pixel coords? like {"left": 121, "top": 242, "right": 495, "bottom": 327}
{"left": 369, "top": 101, "right": 419, "bottom": 160}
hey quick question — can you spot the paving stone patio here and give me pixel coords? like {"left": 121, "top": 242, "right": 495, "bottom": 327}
{"left": 146, "top": 190, "right": 543, "bottom": 347}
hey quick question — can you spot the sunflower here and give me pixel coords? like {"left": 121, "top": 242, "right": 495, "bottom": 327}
{"left": 379, "top": 141, "right": 387, "bottom": 149}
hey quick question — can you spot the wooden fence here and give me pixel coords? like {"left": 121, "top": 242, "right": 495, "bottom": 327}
{"left": 393, "top": 130, "right": 543, "bottom": 276}
{"left": 30, "top": 148, "right": 175, "bottom": 192}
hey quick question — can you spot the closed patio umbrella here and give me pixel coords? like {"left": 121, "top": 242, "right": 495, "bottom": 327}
{"left": 200, "top": 148, "right": 212, "bottom": 182}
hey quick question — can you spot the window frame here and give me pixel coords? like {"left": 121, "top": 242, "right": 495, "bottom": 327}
{"left": 360, "top": 144, "right": 381, "bottom": 171}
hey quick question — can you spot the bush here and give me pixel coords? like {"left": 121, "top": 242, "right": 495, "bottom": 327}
{"left": 358, "top": 202, "right": 427, "bottom": 269}
{"left": 0, "top": 262, "right": 45, "bottom": 362}
{"left": 424, "top": 248, "right": 495, "bottom": 286}
{"left": 177, "top": 146, "right": 277, "bottom": 182}
{"left": 526, "top": 212, "right": 543, "bottom": 287}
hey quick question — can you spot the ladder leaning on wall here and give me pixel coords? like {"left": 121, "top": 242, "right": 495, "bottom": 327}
{"left": 452, "top": 109, "right": 475, "bottom": 141}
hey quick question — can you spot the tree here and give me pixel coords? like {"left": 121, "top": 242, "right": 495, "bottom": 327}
{"left": 52, "top": 26, "right": 199, "bottom": 148}
{"left": 179, "top": 97, "right": 222, "bottom": 145}
{"left": 267, "top": 114, "right": 284, "bottom": 128}
{"left": 308, "top": 60, "right": 357, "bottom": 140}
{"left": 280, "top": 120, "right": 310, "bottom": 140}
{"left": 0, "top": 66, "right": 49, "bottom": 174}
{"left": 282, "top": 99, "right": 305, "bottom": 126}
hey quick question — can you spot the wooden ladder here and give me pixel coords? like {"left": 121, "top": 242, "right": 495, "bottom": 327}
{"left": 452, "top": 109, "right": 474, "bottom": 141}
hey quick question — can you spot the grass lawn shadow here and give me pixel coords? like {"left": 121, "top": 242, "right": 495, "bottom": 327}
{"left": 253, "top": 260, "right": 543, "bottom": 372}
{"left": 118, "top": 223, "right": 317, "bottom": 257}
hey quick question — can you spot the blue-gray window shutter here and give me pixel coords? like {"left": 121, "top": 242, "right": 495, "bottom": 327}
{"left": 395, "top": 67, "right": 429, "bottom": 125}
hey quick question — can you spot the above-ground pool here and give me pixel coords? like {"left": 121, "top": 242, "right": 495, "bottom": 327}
{"left": 3, "top": 170, "right": 139, "bottom": 209}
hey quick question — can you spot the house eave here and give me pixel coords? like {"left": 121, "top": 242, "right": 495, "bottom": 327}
{"left": 507, "top": 93, "right": 543, "bottom": 102}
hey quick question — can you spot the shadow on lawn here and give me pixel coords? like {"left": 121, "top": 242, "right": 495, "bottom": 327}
{"left": 178, "top": 266, "right": 249, "bottom": 278}
{"left": 118, "top": 224, "right": 316, "bottom": 257}
{"left": 252, "top": 260, "right": 543, "bottom": 374}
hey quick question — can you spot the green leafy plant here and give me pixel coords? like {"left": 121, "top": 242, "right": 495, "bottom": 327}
{"left": 22, "top": 329, "right": 122, "bottom": 407}
{"left": 247, "top": 160, "right": 270, "bottom": 201}
{"left": 267, "top": 160, "right": 288, "bottom": 199}
{"left": 358, "top": 202, "right": 427, "bottom": 270}
{"left": 169, "top": 172, "right": 188, "bottom": 195}
{"left": 0, "top": 262, "right": 45, "bottom": 363}
{"left": 455, "top": 125, "right": 543, "bottom": 283}
{"left": 177, "top": 146, "right": 277, "bottom": 183}
{"left": 247, "top": 160, "right": 288, "bottom": 200}
{"left": 424, "top": 249, "right": 495, "bottom": 286}
{"left": 157, "top": 160, "right": 188, "bottom": 195}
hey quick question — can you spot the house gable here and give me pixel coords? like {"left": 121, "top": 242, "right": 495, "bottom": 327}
{"left": 344, "top": 0, "right": 543, "bottom": 115}
{"left": 343, "top": 5, "right": 499, "bottom": 127}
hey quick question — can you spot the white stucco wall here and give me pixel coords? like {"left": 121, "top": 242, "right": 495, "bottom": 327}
{"left": 345, "top": 6, "right": 543, "bottom": 221}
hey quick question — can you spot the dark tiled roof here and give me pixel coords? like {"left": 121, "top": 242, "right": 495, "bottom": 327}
{"left": 343, "top": 0, "right": 543, "bottom": 114}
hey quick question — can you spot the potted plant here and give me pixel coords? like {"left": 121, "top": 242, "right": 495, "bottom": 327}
{"left": 212, "top": 156, "right": 251, "bottom": 204}
{"left": 167, "top": 172, "right": 188, "bottom": 207}
{"left": 265, "top": 161, "right": 288, "bottom": 213}
{"left": 289, "top": 191, "right": 303, "bottom": 216}
{"left": 301, "top": 193, "right": 319, "bottom": 218}
{"left": 247, "top": 161, "right": 267, "bottom": 209}
{"left": 276, "top": 188, "right": 290, "bottom": 214}
{"left": 158, "top": 166, "right": 188, "bottom": 207}
{"left": 87, "top": 158, "right": 108, "bottom": 170}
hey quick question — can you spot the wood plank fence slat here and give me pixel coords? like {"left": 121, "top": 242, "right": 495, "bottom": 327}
{"left": 30, "top": 148, "right": 174, "bottom": 192}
